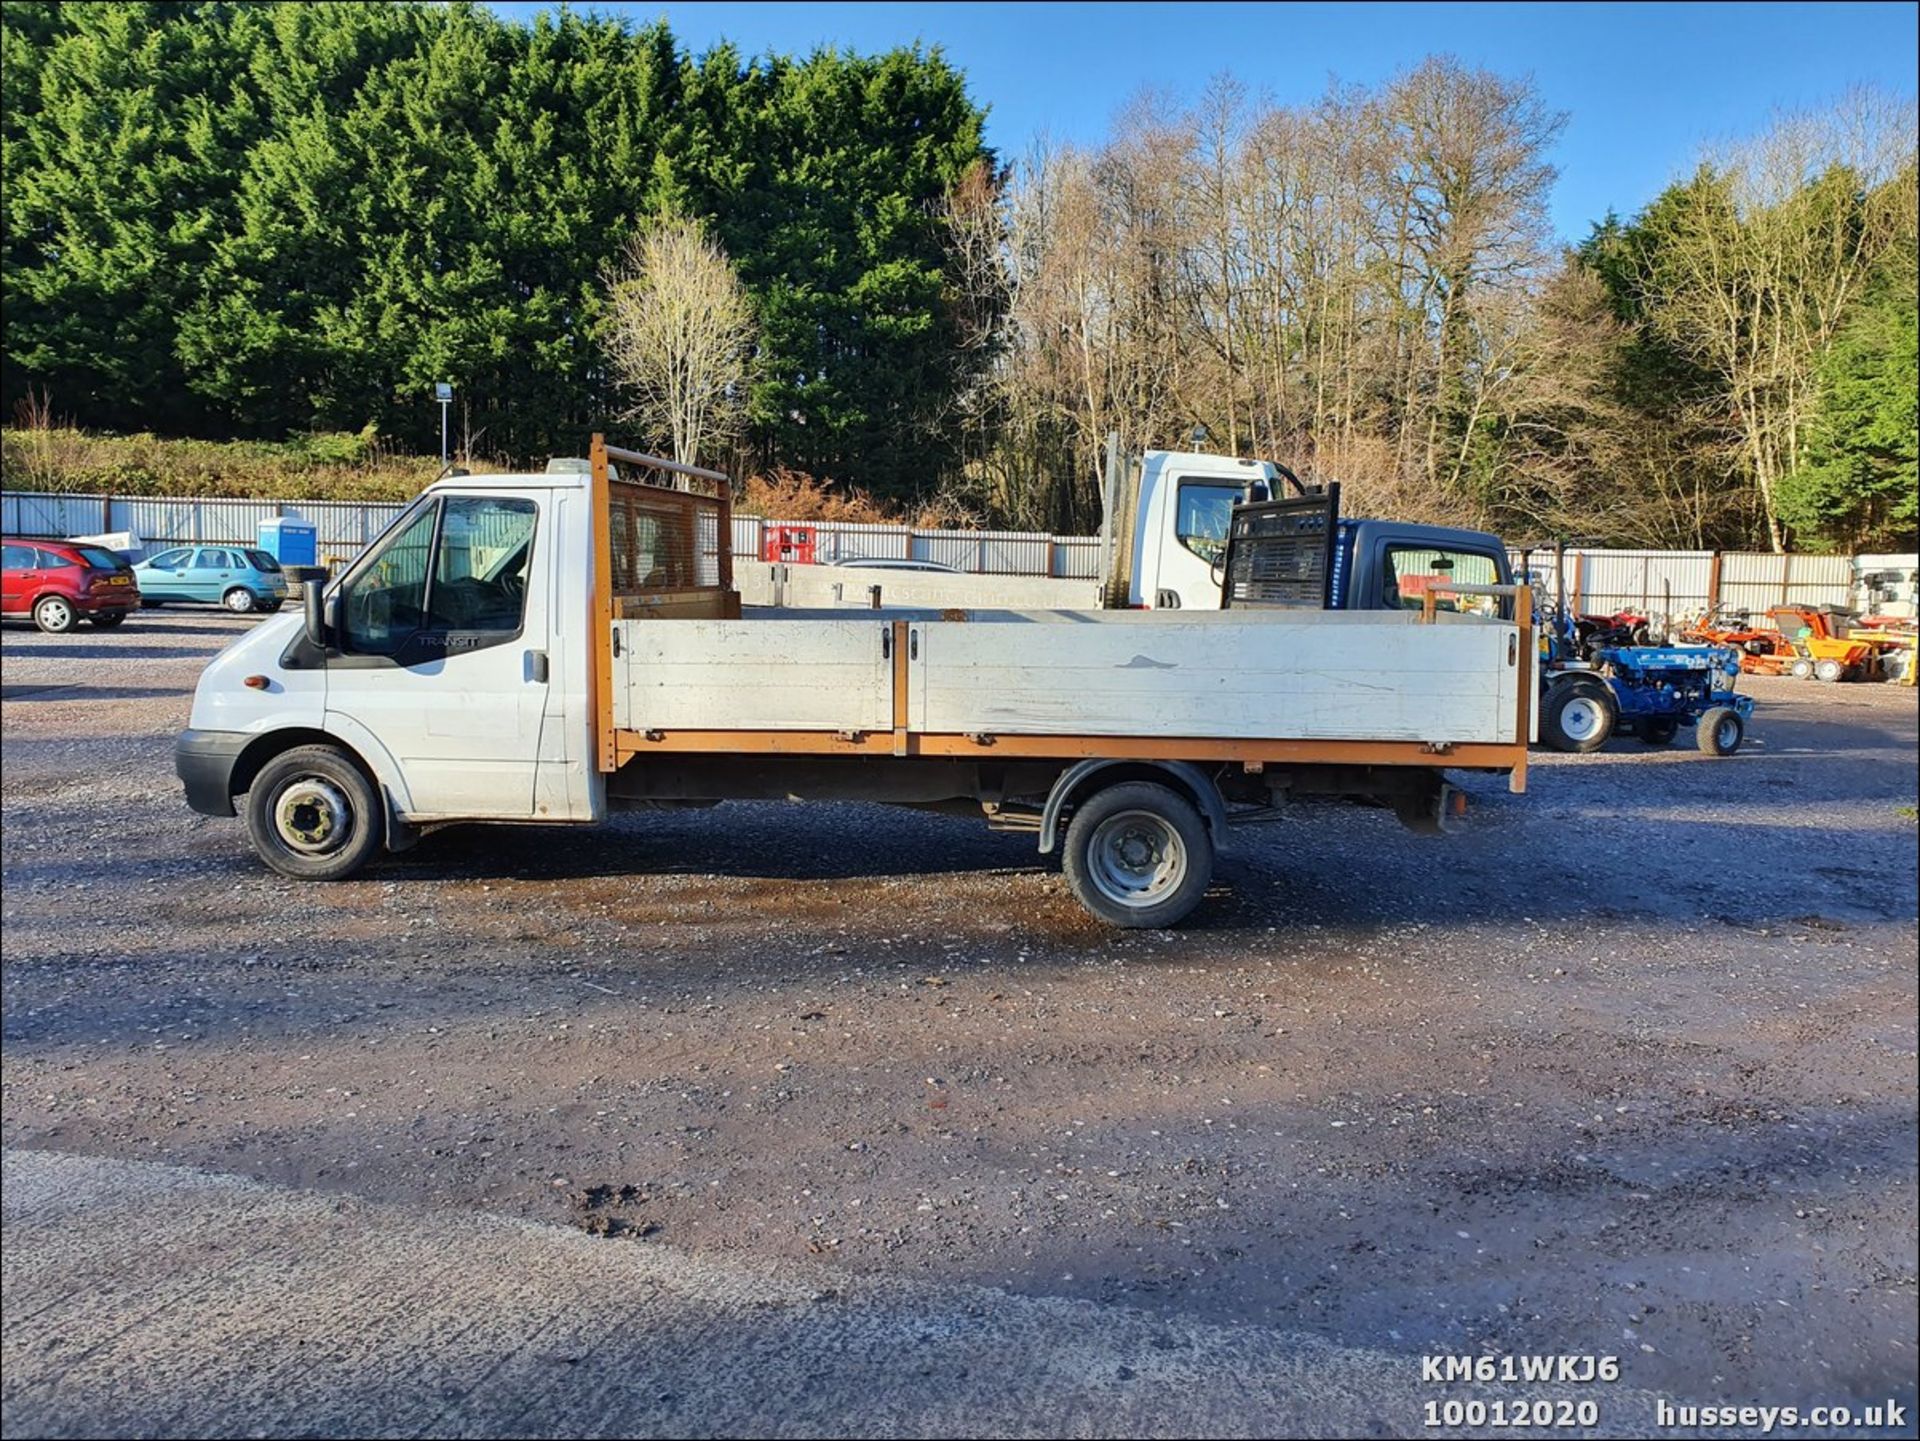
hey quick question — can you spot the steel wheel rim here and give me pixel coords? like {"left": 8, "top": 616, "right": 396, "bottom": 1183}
{"left": 1560, "top": 695, "right": 1605, "bottom": 742}
{"left": 226, "top": 590, "right": 253, "bottom": 612}
{"left": 1717, "top": 717, "right": 1739, "bottom": 749}
{"left": 1087, "top": 810, "right": 1185, "bottom": 908}
{"left": 274, "top": 778, "right": 353, "bottom": 855}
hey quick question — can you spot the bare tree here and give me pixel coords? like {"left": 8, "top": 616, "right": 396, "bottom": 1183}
{"left": 602, "top": 217, "right": 756, "bottom": 468}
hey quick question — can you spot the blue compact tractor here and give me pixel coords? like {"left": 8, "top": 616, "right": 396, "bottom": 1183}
{"left": 1527, "top": 545, "right": 1754, "bottom": 757}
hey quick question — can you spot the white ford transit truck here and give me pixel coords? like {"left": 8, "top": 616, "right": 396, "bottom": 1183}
{"left": 177, "top": 436, "right": 1534, "bottom": 927}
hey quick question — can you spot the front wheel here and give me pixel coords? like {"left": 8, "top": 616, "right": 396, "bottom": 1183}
{"left": 244, "top": 745, "right": 383, "bottom": 881}
{"left": 223, "top": 587, "right": 257, "bottom": 614}
{"left": 1788, "top": 658, "right": 1814, "bottom": 680}
{"left": 1812, "top": 657, "right": 1846, "bottom": 683}
{"left": 1541, "top": 677, "right": 1616, "bottom": 753}
{"left": 1697, "top": 707, "right": 1744, "bottom": 756}
{"left": 1062, "top": 781, "right": 1213, "bottom": 929}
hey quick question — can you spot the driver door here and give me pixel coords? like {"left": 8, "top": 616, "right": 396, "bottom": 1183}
{"left": 323, "top": 492, "right": 550, "bottom": 819}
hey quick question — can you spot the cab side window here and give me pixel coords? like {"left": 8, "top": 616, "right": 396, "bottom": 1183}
{"left": 1174, "top": 482, "right": 1243, "bottom": 564}
{"left": 337, "top": 497, "right": 535, "bottom": 661}
{"left": 197, "top": 548, "right": 232, "bottom": 569}
{"left": 36, "top": 547, "right": 78, "bottom": 569}
{"left": 2, "top": 543, "right": 35, "bottom": 572}
{"left": 1384, "top": 547, "right": 1503, "bottom": 617}
{"left": 148, "top": 548, "right": 190, "bottom": 569}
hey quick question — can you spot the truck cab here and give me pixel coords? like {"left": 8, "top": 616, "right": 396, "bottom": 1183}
{"left": 1114, "top": 451, "right": 1282, "bottom": 610}
{"left": 1332, "top": 518, "right": 1514, "bottom": 617}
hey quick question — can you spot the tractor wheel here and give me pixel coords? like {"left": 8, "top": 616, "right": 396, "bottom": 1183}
{"left": 1697, "top": 707, "right": 1744, "bottom": 757}
{"left": 1541, "top": 677, "right": 1617, "bottom": 754}
{"left": 1742, "top": 638, "right": 1772, "bottom": 656}
{"left": 1813, "top": 658, "right": 1846, "bottom": 684}
{"left": 1883, "top": 651, "right": 1910, "bottom": 684}
{"left": 1788, "top": 658, "right": 1815, "bottom": 680}
{"left": 1639, "top": 717, "right": 1679, "bottom": 746}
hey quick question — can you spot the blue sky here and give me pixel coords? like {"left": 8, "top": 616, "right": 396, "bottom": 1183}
{"left": 485, "top": 1, "right": 1919, "bottom": 241}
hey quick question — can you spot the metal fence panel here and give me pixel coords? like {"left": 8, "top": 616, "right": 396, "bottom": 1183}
{"left": 1717, "top": 552, "right": 1855, "bottom": 617}
{"left": 1054, "top": 538, "right": 1101, "bottom": 579}
{"left": 1570, "top": 550, "right": 1714, "bottom": 615}
{"left": 3, "top": 491, "right": 112, "bottom": 536}
{"left": 913, "top": 529, "right": 1056, "bottom": 575}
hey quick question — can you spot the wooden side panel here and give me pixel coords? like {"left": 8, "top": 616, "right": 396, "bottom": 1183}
{"left": 911, "top": 618, "right": 1520, "bottom": 744}
{"left": 615, "top": 619, "right": 892, "bottom": 733}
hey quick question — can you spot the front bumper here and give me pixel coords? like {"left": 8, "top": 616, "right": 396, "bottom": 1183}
{"left": 175, "top": 729, "right": 249, "bottom": 816}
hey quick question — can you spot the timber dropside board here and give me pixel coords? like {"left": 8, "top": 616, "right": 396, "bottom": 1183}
{"left": 610, "top": 610, "right": 1529, "bottom": 784}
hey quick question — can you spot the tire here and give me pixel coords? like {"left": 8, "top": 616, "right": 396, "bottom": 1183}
{"left": 1813, "top": 658, "right": 1845, "bottom": 684}
{"left": 261, "top": 601, "right": 284, "bottom": 613}
{"left": 1062, "top": 781, "right": 1213, "bottom": 929}
{"left": 31, "top": 595, "right": 77, "bottom": 633}
{"left": 223, "top": 587, "right": 257, "bottom": 614}
{"left": 1541, "top": 677, "right": 1616, "bottom": 753}
{"left": 1697, "top": 706, "right": 1744, "bottom": 756}
{"left": 88, "top": 612, "right": 128, "bottom": 628}
{"left": 244, "top": 745, "right": 383, "bottom": 882}
{"left": 1639, "top": 717, "right": 1679, "bottom": 746}
{"left": 1883, "top": 651, "right": 1910, "bottom": 683}
{"left": 1788, "top": 658, "right": 1814, "bottom": 680}
{"left": 1742, "top": 638, "right": 1772, "bottom": 657}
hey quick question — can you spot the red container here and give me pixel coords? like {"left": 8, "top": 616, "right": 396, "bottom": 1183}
{"left": 762, "top": 524, "right": 817, "bottom": 565}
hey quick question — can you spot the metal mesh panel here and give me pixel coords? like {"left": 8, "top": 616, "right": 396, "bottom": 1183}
{"left": 608, "top": 481, "right": 721, "bottom": 592}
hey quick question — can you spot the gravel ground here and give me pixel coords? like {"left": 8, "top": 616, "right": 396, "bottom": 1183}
{"left": 2, "top": 611, "right": 1916, "bottom": 1430}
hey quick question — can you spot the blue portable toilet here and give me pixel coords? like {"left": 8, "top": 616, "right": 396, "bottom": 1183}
{"left": 257, "top": 517, "right": 318, "bottom": 567}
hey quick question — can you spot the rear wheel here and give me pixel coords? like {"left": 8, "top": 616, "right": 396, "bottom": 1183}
{"left": 223, "top": 587, "right": 257, "bottom": 614}
{"left": 1062, "top": 781, "right": 1213, "bottom": 929}
{"left": 31, "top": 595, "right": 77, "bottom": 633}
{"left": 1697, "top": 707, "right": 1744, "bottom": 756}
{"left": 1541, "top": 677, "right": 1616, "bottom": 753}
{"left": 88, "top": 612, "right": 128, "bottom": 629}
{"left": 1813, "top": 657, "right": 1846, "bottom": 683}
{"left": 244, "top": 745, "right": 383, "bottom": 881}
{"left": 1639, "top": 717, "right": 1679, "bottom": 746}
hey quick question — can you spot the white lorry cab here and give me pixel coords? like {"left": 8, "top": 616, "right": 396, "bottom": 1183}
{"left": 177, "top": 436, "right": 1535, "bottom": 928}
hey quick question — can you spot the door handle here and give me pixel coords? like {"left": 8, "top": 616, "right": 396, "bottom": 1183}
{"left": 528, "top": 649, "right": 549, "bottom": 683}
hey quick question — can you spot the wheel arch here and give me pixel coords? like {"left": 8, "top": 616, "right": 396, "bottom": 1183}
{"left": 1038, "top": 758, "right": 1230, "bottom": 856}
{"left": 230, "top": 728, "right": 412, "bottom": 851}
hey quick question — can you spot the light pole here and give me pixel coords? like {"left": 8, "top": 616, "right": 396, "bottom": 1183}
{"left": 435, "top": 382, "right": 453, "bottom": 464}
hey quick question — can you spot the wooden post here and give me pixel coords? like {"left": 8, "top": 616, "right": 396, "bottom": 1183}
{"left": 1707, "top": 551, "right": 1722, "bottom": 612}
{"left": 715, "top": 476, "right": 733, "bottom": 592}
{"left": 1571, "top": 550, "right": 1585, "bottom": 613}
{"left": 590, "top": 434, "right": 617, "bottom": 775}
{"left": 1511, "top": 583, "right": 1533, "bottom": 795}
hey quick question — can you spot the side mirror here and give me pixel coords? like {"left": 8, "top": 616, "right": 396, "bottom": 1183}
{"left": 303, "top": 575, "right": 329, "bottom": 649}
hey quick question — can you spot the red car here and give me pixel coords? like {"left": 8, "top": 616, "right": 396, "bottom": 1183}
{"left": 1, "top": 536, "right": 142, "bottom": 632}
